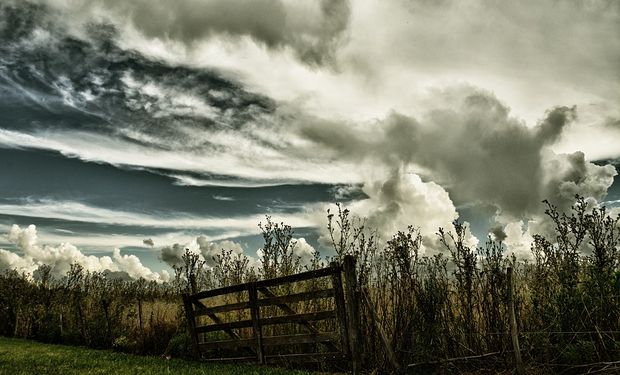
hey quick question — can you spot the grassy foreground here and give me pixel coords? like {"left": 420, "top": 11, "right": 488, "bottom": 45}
{"left": 0, "top": 337, "right": 313, "bottom": 375}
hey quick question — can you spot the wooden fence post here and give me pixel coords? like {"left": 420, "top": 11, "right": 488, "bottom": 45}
{"left": 343, "top": 255, "right": 362, "bottom": 375}
{"left": 507, "top": 267, "right": 525, "bottom": 375}
{"left": 249, "top": 283, "right": 265, "bottom": 364}
{"left": 182, "top": 293, "right": 200, "bottom": 358}
{"left": 101, "top": 299, "right": 111, "bottom": 344}
{"left": 138, "top": 298, "right": 144, "bottom": 349}
{"left": 13, "top": 306, "right": 19, "bottom": 337}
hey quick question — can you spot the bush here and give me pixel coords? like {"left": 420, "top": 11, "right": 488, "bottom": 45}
{"left": 112, "top": 335, "right": 137, "bottom": 353}
{"left": 165, "top": 332, "right": 192, "bottom": 359}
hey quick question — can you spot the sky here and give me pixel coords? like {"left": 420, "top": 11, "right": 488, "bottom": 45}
{"left": 0, "top": 0, "right": 619, "bottom": 282}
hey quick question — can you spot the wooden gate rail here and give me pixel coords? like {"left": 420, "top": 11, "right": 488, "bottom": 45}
{"left": 194, "top": 310, "right": 336, "bottom": 334}
{"left": 182, "top": 256, "right": 361, "bottom": 371}
{"left": 190, "top": 266, "right": 338, "bottom": 300}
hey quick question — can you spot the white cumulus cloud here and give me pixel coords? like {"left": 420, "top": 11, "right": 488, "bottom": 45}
{"left": 0, "top": 224, "right": 169, "bottom": 281}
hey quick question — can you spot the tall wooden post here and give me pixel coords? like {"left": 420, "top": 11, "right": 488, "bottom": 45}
{"left": 59, "top": 312, "right": 63, "bottom": 339}
{"left": 138, "top": 298, "right": 144, "bottom": 349}
{"left": 343, "top": 255, "right": 362, "bottom": 374}
{"left": 249, "top": 283, "right": 265, "bottom": 364}
{"left": 507, "top": 267, "right": 525, "bottom": 375}
{"left": 182, "top": 293, "right": 199, "bottom": 358}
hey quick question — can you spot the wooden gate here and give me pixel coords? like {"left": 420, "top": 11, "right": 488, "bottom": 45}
{"left": 182, "top": 256, "right": 361, "bottom": 370}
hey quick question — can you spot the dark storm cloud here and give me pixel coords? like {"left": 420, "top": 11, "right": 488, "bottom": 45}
{"left": 292, "top": 87, "right": 617, "bottom": 219}
{"left": 159, "top": 238, "right": 245, "bottom": 268}
{"left": 0, "top": 1, "right": 327, "bottom": 185}
{"left": 604, "top": 117, "right": 620, "bottom": 130}
{"left": 535, "top": 106, "right": 577, "bottom": 144}
{"left": 44, "top": 0, "right": 351, "bottom": 66}
{"left": 0, "top": 1, "right": 274, "bottom": 137}
{"left": 542, "top": 151, "right": 617, "bottom": 213}
{"left": 102, "top": 270, "right": 132, "bottom": 281}
{"left": 404, "top": 93, "right": 578, "bottom": 217}
{"left": 159, "top": 243, "right": 186, "bottom": 268}
{"left": 490, "top": 226, "right": 507, "bottom": 242}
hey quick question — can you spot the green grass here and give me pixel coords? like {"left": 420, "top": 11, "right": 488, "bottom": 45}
{"left": 0, "top": 337, "right": 314, "bottom": 375}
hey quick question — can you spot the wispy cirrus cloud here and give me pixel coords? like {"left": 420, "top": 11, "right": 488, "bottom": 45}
{"left": 0, "top": 128, "right": 361, "bottom": 184}
{"left": 0, "top": 199, "right": 315, "bottom": 232}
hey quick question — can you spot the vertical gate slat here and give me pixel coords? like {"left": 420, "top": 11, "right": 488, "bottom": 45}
{"left": 343, "top": 255, "right": 362, "bottom": 375}
{"left": 330, "top": 262, "right": 350, "bottom": 359}
{"left": 249, "top": 283, "right": 265, "bottom": 364}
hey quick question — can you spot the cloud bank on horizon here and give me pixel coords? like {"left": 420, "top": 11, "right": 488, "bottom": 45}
{"left": 0, "top": 0, "right": 619, "bottom": 279}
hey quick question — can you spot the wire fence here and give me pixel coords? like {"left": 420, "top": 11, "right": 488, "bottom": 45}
{"left": 460, "top": 330, "right": 620, "bottom": 336}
